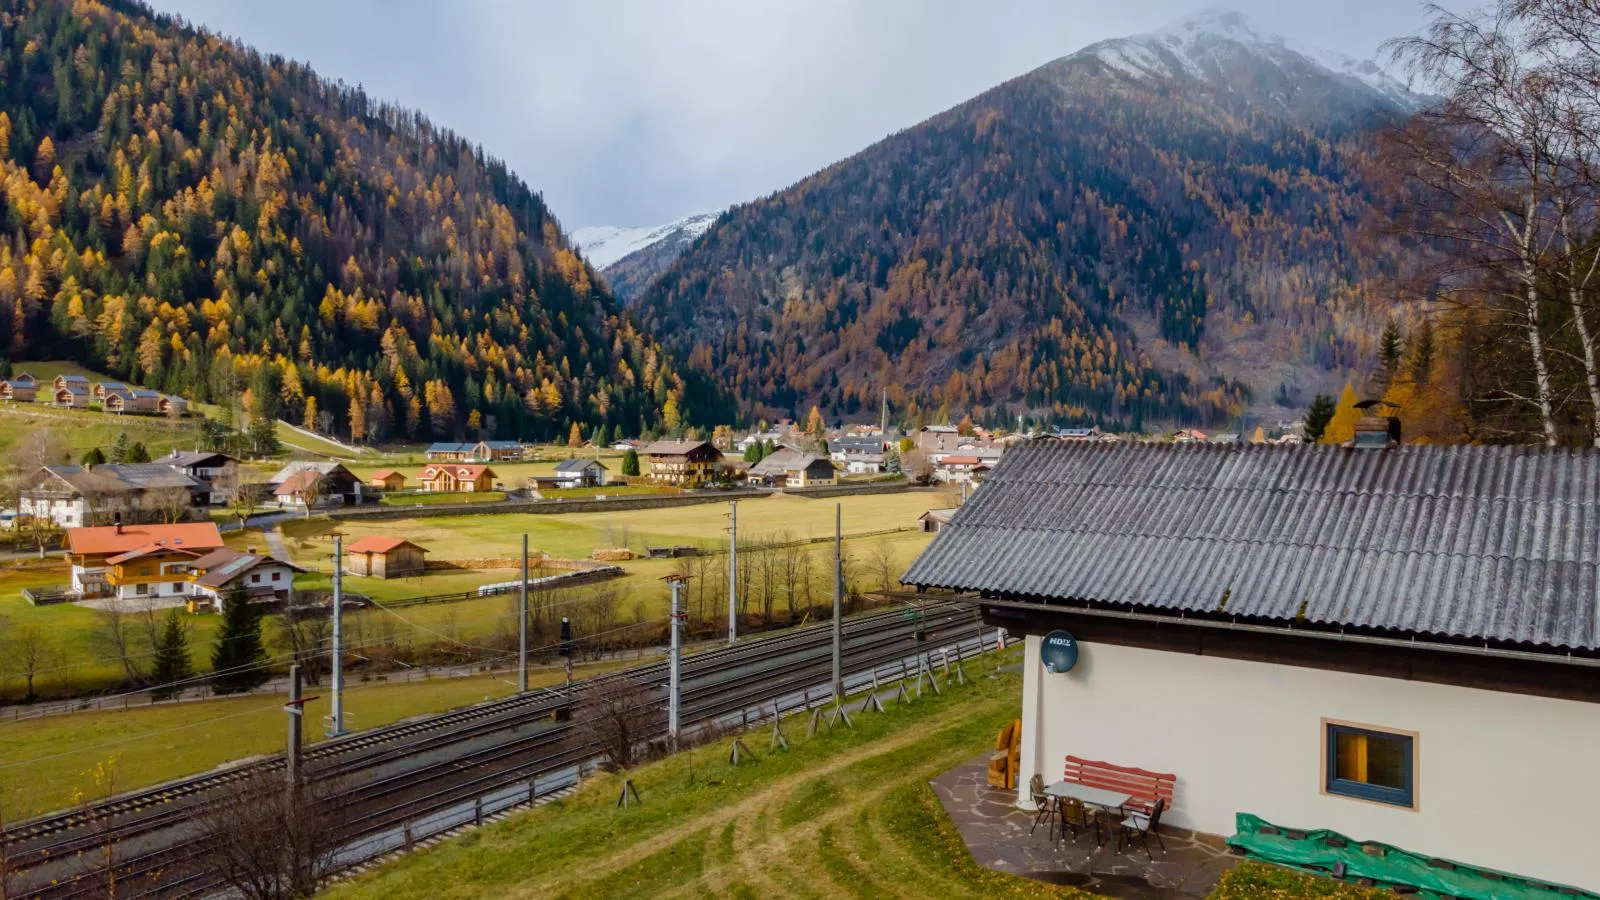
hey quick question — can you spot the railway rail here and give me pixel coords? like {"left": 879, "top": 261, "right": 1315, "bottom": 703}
{"left": 4, "top": 599, "right": 995, "bottom": 898}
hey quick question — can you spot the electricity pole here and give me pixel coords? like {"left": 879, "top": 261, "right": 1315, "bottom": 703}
{"left": 727, "top": 500, "right": 738, "bottom": 643}
{"left": 666, "top": 575, "right": 685, "bottom": 748}
{"left": 832, "top": 503, "right": 843, "bottom": 702}
{"left": 328, "top": 534, "right": 345, "bottom": 737}
{"left": 518, "top": 533, "right": 529, "bottom": 693}
{"left": 285, "top": 664, "right": 303, "bottom": 788}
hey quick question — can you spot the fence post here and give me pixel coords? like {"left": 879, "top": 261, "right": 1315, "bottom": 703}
{"left": 474, "top": 797, "right": 483, "bottom": 826}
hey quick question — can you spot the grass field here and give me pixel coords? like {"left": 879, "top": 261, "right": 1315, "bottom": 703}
{"left": 323, "top": 654, "right": 1076, "bottom": 900}
{"left": 0, "top": 402, "right": 205, "bottom": 459}
{"left": 1, "top": 491, "right": 946, "bottom": 699}
{"left": 378, "top": 491, "right": 507, "bottom": 507}
{"left": 0, "top": 660, "right": 629, "bottom": 820}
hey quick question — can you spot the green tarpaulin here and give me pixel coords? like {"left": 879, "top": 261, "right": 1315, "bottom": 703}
{"left": 1227, "top": 813, "right": 1596, "bottom": 900}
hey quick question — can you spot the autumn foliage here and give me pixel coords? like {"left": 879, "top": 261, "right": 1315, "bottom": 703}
{"left": 0, "top": 0, "right": 709, "bottom": 441}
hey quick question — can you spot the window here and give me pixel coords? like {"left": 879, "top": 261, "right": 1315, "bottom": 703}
{"left": 251, "top": 573, "right": 261, "bottom": 584}
{"left": 271, "top": 571, "right": 281, "bottom": 582}
{"left": 1324, "top": 721, "right": 1416, "bottom": 809}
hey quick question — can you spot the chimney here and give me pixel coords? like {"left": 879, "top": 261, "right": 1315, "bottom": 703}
{"left": 114, "top": 512, "right": 123, "bottom": 535}
{"left": 1350, "top": 400, "right": 1402, "bottom": 450}
{"left": 247, "top": 546, "right": 257, "bottom": 555}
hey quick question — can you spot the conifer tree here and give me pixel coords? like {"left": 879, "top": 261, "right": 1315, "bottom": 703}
{"left": 621, "top": 448, "right": 640, "bottom": 477}
{"left": 211, "top": 588, "right": 269, "bottom": 695}
{"left": 1410, "top": 317, "right": 1436, "bottom": 386}
{"left": 150, "top": 610, "right": 193, "bottom": 700}
{"left": 110, "top": 432, "right": 130, "bottom": 463}
{"left": 1378, "top": 320, "right": 1404, "bottom": 378}
{"left": 1304, "top": 393, "right": 1336, "bottom": 443}
{"left": 81, "top": 446, "right": 106, "bottom": 466}
{"left": 127, "top": 441, "right": 150, "bottom": 463}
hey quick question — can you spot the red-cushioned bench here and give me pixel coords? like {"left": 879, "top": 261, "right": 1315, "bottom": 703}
{"left": 1062, "top": 755, "right": 1176, "bottom": 816}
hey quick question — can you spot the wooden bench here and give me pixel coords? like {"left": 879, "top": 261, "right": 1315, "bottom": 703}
{"left": 1062, "top": 755, "right": 1176, "bottom": 816}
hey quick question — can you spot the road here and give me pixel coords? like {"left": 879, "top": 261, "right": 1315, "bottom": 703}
{"left": 2, "top": 600, "right": 992, "bottom": 899}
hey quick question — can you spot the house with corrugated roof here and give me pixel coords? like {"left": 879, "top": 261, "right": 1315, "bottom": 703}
{"left": 903, "top": 435, "right": 1600, "bottom": 893}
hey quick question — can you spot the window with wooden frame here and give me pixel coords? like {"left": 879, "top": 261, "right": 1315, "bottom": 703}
{"left": 1323, "top": 720, "right": 1416, "bottom": 809}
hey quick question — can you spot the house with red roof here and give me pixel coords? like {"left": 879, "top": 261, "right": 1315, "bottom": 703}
{"left": 345, "top": 536, "right": 428, "bottom": 579}
{"left": 417, "top": 463, "right": 496, "bottom": 493}
{"left": 66, "top": 521, "right": 224, "bottom": 600}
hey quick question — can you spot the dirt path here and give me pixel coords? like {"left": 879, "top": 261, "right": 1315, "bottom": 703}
{"left": 504, "top": 693, "right": 1008, "bottom": 899}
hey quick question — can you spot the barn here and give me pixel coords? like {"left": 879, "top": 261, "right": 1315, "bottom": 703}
{"left": 344, "top": 536, "right": 428, "bottom": 579}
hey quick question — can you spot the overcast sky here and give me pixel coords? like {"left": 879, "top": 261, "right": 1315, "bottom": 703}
{"left": 151, "top": 0, "right": 1450, "bottom": 231}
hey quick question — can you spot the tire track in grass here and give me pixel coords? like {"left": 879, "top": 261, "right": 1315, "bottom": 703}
{"left": 502, "top": 704, "right": 994, "bottom": 899}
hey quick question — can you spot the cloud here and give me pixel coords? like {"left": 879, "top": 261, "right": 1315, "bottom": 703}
{"left": 153, "top": 0, "right": 1448, "bottom": 229}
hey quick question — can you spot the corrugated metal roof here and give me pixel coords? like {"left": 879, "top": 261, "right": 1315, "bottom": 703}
{"left": 901, "top": 440, "right": 1600, "bottom": 650}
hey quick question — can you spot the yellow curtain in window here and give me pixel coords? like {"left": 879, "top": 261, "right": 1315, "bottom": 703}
{"left": 1336, "top": 732, "right": 1369, "bottom": 782}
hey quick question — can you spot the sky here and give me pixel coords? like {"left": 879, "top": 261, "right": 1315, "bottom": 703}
{"left": 151, "top": 0, "right": 1452, "bottom": 231}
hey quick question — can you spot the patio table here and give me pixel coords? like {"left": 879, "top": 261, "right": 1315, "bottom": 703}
{"left": 1044, "top": 781, "right": 1132, "bottom": 850}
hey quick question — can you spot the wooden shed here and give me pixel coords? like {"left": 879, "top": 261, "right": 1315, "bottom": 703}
{"left": 344, "top": 536, "right": 427, "bottom": 579}
{"left": 369, "top": 469, "right": 407, "bottom": 491}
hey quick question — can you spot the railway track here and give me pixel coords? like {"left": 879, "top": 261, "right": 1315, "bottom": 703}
{"left": 5, "top": 600, "right": 991, "bottom": 898}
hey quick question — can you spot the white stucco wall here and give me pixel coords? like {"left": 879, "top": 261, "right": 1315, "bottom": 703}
{"left": 1017, "top": 634, "right": 1600, "bottom": 892}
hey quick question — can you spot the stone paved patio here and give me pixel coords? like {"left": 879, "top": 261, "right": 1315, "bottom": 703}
{"left": 931, "top": 755, "right": 1239, "bottom": 898}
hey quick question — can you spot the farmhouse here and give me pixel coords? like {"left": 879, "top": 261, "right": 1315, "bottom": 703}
{"left": 10, "top": 371, "right": 36, "bottom": 386}
{"left": 53, "top": 374, "right": 89, "bottom": 391}
{"left": 903, "top": 438, "right": 1600, "bottom": 894}
{"left": 267, "top": 461, "right": 361, "bottom": 508}
{"left": 644, "top": 439, "right": 720, "bottom": 487}
{"left": 20, "top": 464, "right": 205, "bottom": 528}
{"left": 369, "top": 469, "right": 407, "bottom": 491}
{"left": 157, "top": 395, "right": 187, "bottom": 415}
{"left": 745, "top": 447, "right": 804, "bottom": 486}
{"left": 66, "top": 521, "right": 224, "bottom": 600}
{"left": 553, "top": 458, "right": 607, "bottom": 488}
{"left": 159, "top": 451, "right": 237, "bottom": 504}
{"left": 418, "top": 463, "right": 497, "bottom": 492}
{"left": 185, "top": 547, "right": 303, "bottom": 610}
{"left": 784, "top": 455, "right": 837, "bottom": 488}
{"left": 345, "top": 536, "right": 427, "bottom": 578}
{"left": 0, "top": 379, "right": 37, "bottom": 402}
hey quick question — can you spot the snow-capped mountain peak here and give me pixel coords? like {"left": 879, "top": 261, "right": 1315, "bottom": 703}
{"left": 573, "top": 212, "right": 721, "bottom": 270}
{"left": 1075, "top": 8, "right": 1419, "bottom": 113}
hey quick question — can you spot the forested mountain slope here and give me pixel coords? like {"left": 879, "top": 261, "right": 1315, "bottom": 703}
{"left": 0, "top": 0, "right": 704, "bottom": 442}
{"left": 636, "top": 11, "right": 1413, "bottom": 428}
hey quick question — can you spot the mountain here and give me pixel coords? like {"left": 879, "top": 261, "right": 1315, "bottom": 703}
{"left": 634, "top": 10, "right": 1415, "bottom": 428}
{"left": 0, "top": 0, "right": 701, "bottom": 443}
{"left": 573, "top": 211, "right": 722, "bottom": 301}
